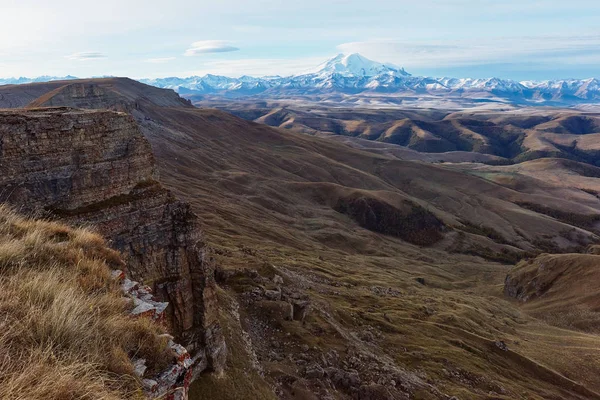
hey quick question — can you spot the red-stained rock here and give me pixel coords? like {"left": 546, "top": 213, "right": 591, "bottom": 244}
{"left": 115, "top": 256, "right": 196, "bottom": 397}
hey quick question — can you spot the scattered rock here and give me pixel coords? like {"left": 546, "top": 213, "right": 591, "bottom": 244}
{"left": 357, "top": 384, "right": 396, "bottom": 400}
{"left": 370, "top": 286, "right": 402, "bottom": 297}
{"left": 359, "top": 330, "right": 376, "bottom": 343}
{"left": 291, "top": 300, "right": 311, "bottom": 322}
{"left": 264, "top": 289, "right": 282, "bottom": 301}
{"left": 133, "top": 358, "right": 147, "bottom": 377}
{"left": 111, "top": 269, "right": 200, "bottom": 399}
{"left": 495, "top": 341, "right": 509, "bottom": 352}
{"left": 256, "top": 300, "right": 294, "bottom": 322}
{"left": 142, "top": 379, "right": 158, "bottom": 392}
{"left": 306, "top": 364, "right": 325, "bottom": 379}
{"left": 326, "top": 368, "right": 361, "bottom": 390}
{"left": 273, "top": 274, "right": 284, "bottom": 285}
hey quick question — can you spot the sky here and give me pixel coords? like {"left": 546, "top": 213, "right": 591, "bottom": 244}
{"left": 1, "top": 0, "right": 599, "bottom": 80}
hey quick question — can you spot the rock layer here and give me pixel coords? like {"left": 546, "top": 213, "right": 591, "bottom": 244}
{"left": 0, "top": 107, "right": 225, "bottom": 372}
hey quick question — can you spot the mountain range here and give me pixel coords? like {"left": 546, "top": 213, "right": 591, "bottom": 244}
{"left": 2, "top": 53, "right": 600, "bottom": 106}
{"left": 142, "top": 54, "right": 600, "bottom": 105}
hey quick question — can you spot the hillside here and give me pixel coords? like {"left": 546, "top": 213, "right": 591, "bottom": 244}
{"left": 3, "top": 78, "right": 600, "bottom": 399}
{"left": 505, "top": 253, "right": 600, "bottom": 333}
{"left": 201, "top": 101, "right": 600, "bottom": 167}
{"left": 0, "top": 77, "right": 191, "bottom": 109}
{"left": 0, "top": 206, "right": 183, "bottom": 399}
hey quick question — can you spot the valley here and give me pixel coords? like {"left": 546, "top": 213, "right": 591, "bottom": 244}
{"left": 2, "top": 78, "right": 600, "bottom": 399}
{"left": 203, "top": 100, "right": 600, "bottom": 167}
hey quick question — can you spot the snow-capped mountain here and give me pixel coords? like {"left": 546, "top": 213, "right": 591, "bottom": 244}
{"left": 300, "top": 53, "right": 410, "bottom": 78}
{"left": 3, "top": 54, "right": 600, "bottom": 105}
{"left": 140, "top": 53, "right": 412, "bottom": 95}
{"left": 139, "top": 54, "right": 600, "bottom": 104}
{"left": 0, "top": 75, "right": 78, "bottom": 85}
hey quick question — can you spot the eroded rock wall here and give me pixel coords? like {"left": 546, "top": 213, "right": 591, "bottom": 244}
{"left": 0, "top": 107, "right": 225, "bottom": 372}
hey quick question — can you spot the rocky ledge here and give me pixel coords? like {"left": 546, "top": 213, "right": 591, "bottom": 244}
{"left": 0, "top": 107, "right": 226, "bottom": 373}
{"left": 112, "top": 269, "right": 196, "bottom": 400}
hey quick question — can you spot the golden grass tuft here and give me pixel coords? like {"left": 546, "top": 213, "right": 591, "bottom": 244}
{"left": 0, "top": 205, "right": 173, "bottom": 399}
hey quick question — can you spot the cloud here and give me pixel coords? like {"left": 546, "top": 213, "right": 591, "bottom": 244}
{"left": 65, "top": 51, "right": 106, "bottom": 61}
{"left": 144, "top": 57, "right": 176, "bottom": 64}
{"left": 184, "top": 40, "right": 240, "bottom": 56}
{"left": 186, "top": 56, "right": 325, "bottom": 78}
{"left": 337, "top": 35, "right": 600, "bottom": 69}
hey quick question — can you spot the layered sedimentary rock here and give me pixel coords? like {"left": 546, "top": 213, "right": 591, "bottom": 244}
{"left": 0, "top": 107, "right": 225, "bottom": 372}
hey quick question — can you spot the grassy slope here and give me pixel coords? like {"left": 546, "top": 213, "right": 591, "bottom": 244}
{"left": 136, "top": 107, "right": 600, "bottom": 399}
{"left": 506, "top": 253, "right": 600, "bottom": 333}
{"left": 0, "top": 206, "right": 172, "bottom": 400}
{"left": 204, "top": 102, "right": 600, "bottom": 166}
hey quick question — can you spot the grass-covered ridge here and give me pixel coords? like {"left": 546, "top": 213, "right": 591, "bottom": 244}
{"left": 0, "top": 205, "right": 173, "bottom": 400}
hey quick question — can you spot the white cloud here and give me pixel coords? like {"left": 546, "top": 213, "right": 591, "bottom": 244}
{"left": 145, "top": 57, "right": 176, "bottom": 64}
{"left": 65, "top": 51, "right": 107, "bottom": 61}
{"left": 186, "top": 56, "right": 325, "bottom": 77}
{"left": 184, "top": 40, "right": 240, "bottom": 56}
{"left": 337, "top": 35, "right": 600, "bottom": 68}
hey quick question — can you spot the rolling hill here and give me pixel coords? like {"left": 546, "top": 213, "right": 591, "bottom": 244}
{"left": 2, "top": 77, "right": 600, "bottom": 399}
{"left": 205, "top": 101, "right": 600, "bottom": 167}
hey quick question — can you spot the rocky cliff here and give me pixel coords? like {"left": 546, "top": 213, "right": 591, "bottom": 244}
{"left": 0, "top": 107, "right": 225, "bottom": 373}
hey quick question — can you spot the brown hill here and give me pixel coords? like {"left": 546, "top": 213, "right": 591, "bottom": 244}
{"left": 505, "top": 253, "right": 600, "bottom": 333}
{"left": 204, "top": 101, "right": 600, "bottom": 166}
{"left": 0, "top": 77, "right": 190, "bottom": 109}
{"left": 4, "top": 78, "right": 600, "bottom": 399}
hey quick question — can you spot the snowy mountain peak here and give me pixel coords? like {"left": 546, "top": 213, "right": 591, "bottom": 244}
{"left": 307, "top": 53, "right": 411, "bottom": 78}
{"left": 5, "top": 53, "right": 600, "bottom": 105}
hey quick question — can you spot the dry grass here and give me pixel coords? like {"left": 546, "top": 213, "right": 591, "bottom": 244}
{"left": 508, "top": 253, "right": 600, "bottom": 333}
{"left": 0, "top": 205, "right": 173, "bottom": 400}
{"left": 136, "top": 105, "right": 600, "bottom": 398}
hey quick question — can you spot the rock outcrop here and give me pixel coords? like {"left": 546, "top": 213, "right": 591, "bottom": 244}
{"left": 27, "top": 80, "right": 192, "bottom": 111}
{"left": 0, "top": 107, "right": 225, "bottom": 372}
{"left": 112, "top": 269, "right": 196, "bottom": 400}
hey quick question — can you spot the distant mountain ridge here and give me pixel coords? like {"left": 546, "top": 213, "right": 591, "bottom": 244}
{"left": 3, "top": 53, "right": 600, "bottom": 105}
{"left": 0, "top": 75, "right": 78, "bottom": 85}
{"left": 139, "top": 54, "right": 600, "bottom": 104}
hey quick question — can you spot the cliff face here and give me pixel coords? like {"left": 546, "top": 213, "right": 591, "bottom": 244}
{"left": 0, "top": 107, "right": 225, "bottom": 372}
{"left": 29, "top": 83, "right": 137, "bottom": 112}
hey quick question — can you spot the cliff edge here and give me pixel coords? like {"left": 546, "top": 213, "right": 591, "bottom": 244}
{"left": 0, "top": 107, "right": 226, "bottom": 373}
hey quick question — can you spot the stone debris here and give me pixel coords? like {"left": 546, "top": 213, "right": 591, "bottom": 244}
{"left": 273, "top": 274, "right": 284, "bottom": 285}
{"left": 133, "top": 358, "right": 148, "bottom": 377}
{"left": 142, "top": 379, "right": 159, "bottom": 392}
{"left": 116, "top": 274, "right": 170, "bottom": 322}
{"left": 112, "top": 269, "right": 199, "bottom": 399}
{"left": 495, "top": 340, "right": 509, "bottom": 352}
{"left": 370, "top": 286, "right": 402, "bottom": 297}
{"left": 111, "top": 269, "right": 126, "bottom": 281}
{"left": 121, "top": 278, "right": 139, "bottom": 293}
{"left": 225, "top": 266, "right": 451, "bottom": 399}
{"left": 264, "top": 288, "right": 282, "bottom": 301}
